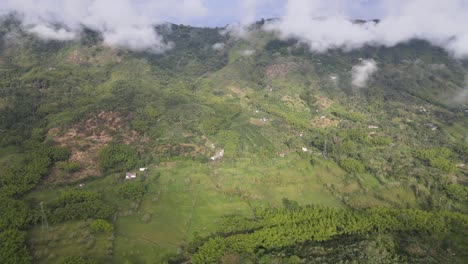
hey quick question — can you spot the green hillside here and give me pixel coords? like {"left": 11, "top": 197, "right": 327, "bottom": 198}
{"left": 0, "top": 18, "right": 467, "bottom": 263}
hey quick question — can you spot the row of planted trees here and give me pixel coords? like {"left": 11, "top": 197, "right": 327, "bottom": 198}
{"left": 191, "top": 206, "right": 468, "bottom": 263}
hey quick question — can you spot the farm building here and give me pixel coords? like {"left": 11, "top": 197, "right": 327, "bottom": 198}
{"left": 125, "top": 172, "right": 137, "bottom": 180}
{"left": 210, "top": 149, "right": 224, "bottom": 161}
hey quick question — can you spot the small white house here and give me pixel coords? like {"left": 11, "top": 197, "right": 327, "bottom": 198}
{"left": 125, "top": 172, "right": 137, "bottom": 180}
{"left": 302, "top": 147, "right": 308, "bottom": 152}
{"left": 424, "top": 123, "right": 438, "bottom": 131}
{"left": 210, "top": 149, "right": 225, "bottom": 161}
{"left": 368, "top": 125, "right": 379, "bottom": 129}
{"left": 139, "top": 168, "right": 147, "bottom": 172}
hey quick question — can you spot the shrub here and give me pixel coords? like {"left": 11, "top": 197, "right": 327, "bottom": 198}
{"left": 0, "top": 198, "right": 30, "bottom": 231}
{"left": 49, "top": 146, "right": 71, "bottom": 161}
{"left": 117, "top": 182, "right": 147, "bottom": 200}
{"left": 430, "top": 157, "right": 456, "bottom": 173}
{"left": 0, "top": 229, "right": 32, "bottom": 264}
{"left": 98, "top": 142, "right": 138, "bottom": 173}
{"left": 444, "top": 184, "right": 468, "bottom": 202}
{"left": 47, "top": 190, "right": 115, "bottom": 223}
{"left": 56, "top": 161, "right": 81, "bottom": 173}
{"left": 414, "top": 147, "right": 456, "bottom": 173}
{"left": 340, "top": 158, "right": 365, "bottom": 174}
{"left": 89, "top": 219, "right": 113, "bottom": 233}
{"left": 370, "top": 137, "right": 392, "bottom": 146}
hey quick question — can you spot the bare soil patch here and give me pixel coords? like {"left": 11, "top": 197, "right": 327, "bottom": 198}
{"left": 311, "top": 116, "right": 339, "bottom": 128}
{"left": 265, "top": 61, "right": 302, "bottom": 78}
{"left": 314, "top": 95, "right": 333, "bottom": 110}
{"left": 47, "top": 111, "right": 140, "bottom": 182}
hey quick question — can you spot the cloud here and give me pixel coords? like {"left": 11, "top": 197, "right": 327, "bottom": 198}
{"left": 220, "top": 0, "right": 258, "bottom": 38}
{"left": 3, "top": 0, "right": 468, "bottom": 58}
{"left": 26, "top": 24, "right": 76, "bottom": 41}
{"left": 351, "top": 59, "right": 378, "bottom": 88}
{"left": 241, "top": 49, "right": 255, "bottom": 56}
{"left": 265, "top": 0, "right": 468, "bottom": 58}
{"left": 212, "top": 42, "right": 225, "bottom": 50}
{"left": 221, "top": 0, "right": 284, "bottom": 38}
{"left": 455, "top": 88, "right": 468, "bottom": 105}
{"left": 0, "top": 0, "right": 208, "bottom": 52}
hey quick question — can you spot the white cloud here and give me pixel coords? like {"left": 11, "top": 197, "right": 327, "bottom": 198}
{"left": 212, "top": 42, "right": 225, "bottom": 50}
{"left": 241, "top": 49, "right": 255, "bottom": 56}
{"left": 455, "top": 88, "right": 468, "bottom": 105}
{"left": 351, "top": 59, "right": 378, "bottom": 88}
{"left": 221, "top": 0, "right": 281, "bottom": 39}
{"left": 27, "top": 24, "right": 76, "bottom": 41}
{"left": 221, "top": 0, "right": 258, "bottom": 38}
{"left": 1, "top": 0, "right": 208, "bottom": 52}
{"left": 265, "top": 0, "right": 468, "bottom": 58}
{"left": 4, "top": 0, "right": 468, "bottom": 58}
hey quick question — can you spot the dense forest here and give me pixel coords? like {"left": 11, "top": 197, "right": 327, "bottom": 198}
{"left": 0, "top": 15, "right": 467, "bottom": 263}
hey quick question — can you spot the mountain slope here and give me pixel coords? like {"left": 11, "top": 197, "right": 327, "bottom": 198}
{"left": 0, "top": 20, "right": 467, "bottom": 263}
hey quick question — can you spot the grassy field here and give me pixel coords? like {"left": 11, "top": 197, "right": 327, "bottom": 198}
{"left": 24, "top": 148, "right": 426, "bottom": 263}
{"left": 26, "top": 153, "right": 352, "bottom": 263}
{"left": 29, "top": 221, "right": 112, "bottom": 263}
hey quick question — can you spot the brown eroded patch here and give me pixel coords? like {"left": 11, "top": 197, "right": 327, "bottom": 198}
{"left": 314, "top": 95, "right": 333, "bottom": 110}
{"left": 281, "top": 95, "right": 308, "bottom": 110}
{"left": 155, "top": 142, "right": 210, "bottom": 158}
{"left": 67, "top": 49, "right": 88, "bottom": 65}
{"left": 265, "top": 61, "right": 302, "bottom": 78}
{"left": 249, "top": 118, "right": 267, "bottom": 126}
{"left": 229, "top": 86, "right": 248, "bottom": 98}
{"left": 311, "top": 116, "right": 339, "bottom": 128}
{"left": 90, "top": 46, "right": 122, "bottom": 65}
{"left": 47, "top": 111, "right": 140, "bottom": 181}
{"left": 67, "top": 46, "right": 122, "bottom": 66}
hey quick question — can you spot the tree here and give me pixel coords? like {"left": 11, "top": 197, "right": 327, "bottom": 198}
{"left": 444, "top": 184, "right": 468, "bottom": 202}
{"left": 340, "top": 157, "right": 365, "bottom": 174}
{"left": 0, "top": 198, "right": 30, "bottom": 231}
{"left": 117, "top": 182, "right": 147, "bottom": 199}
{"left": 98, "top": 142, "right": 138, "bottom": 174}
{"left": 0, "top": 229, "right": 32, "bottom": 264}
{"left": 56, "top": 161, "right": 81, "bottom": 173}
{"left": 89, "top": 219, "right": 113, "bottom": 233}
{"left": 47, "top": 190, "right": 115, "bottom": 223}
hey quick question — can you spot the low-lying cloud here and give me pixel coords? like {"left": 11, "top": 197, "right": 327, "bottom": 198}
{"left": 454, "top": 76, "right": 468, "bottom": 105}
{"left": 220, "top": 0, "right": 258, "bottom": 38}
{"left": 265, "top": 0, "right": 468, "bottom": 58}
{"left": 241, "top": 49, "right": 255, "bottom": 56}
{"left": 3, "top": 0, "right": 468, "bottom": 58}
{"left": 27, "top": 24, "right": 76, "bottom": 41}
{"left": 212, "top": 42, "right": 225, "bottom": 51}
{"left": 0, "top": 0, "right": 208, "bottom": 52}
{"left": 351, "top": 59, "right": 378, "bottom": 88}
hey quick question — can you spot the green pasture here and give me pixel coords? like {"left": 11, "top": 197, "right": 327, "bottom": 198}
{"left": 26, "top": 153, "right": 351, "bottom": 263}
